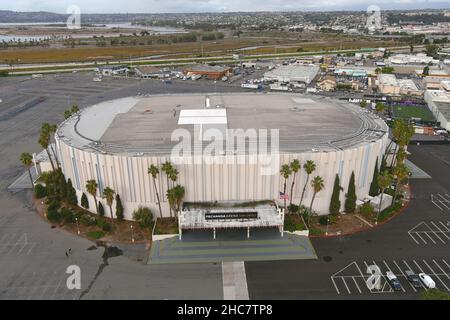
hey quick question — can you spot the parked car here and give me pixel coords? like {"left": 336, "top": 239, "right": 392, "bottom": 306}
{"left": 386, "top": 271, "right": 402, "bottom": 291}
{"left": 406, "top": 270, "right": 422, "bottom": 288}
{"left": 419, "top": 273, "right": 436, "bottom": 289}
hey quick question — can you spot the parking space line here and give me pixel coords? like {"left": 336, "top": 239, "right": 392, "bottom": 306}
{"left": 433, "top": 260, "right": 450, "bottom": 282}
{"left": 428, "top": 225, "right": 447, "bottom": 243}
{"left": 441, "top": 259, "right": 450, "bottom": 271}
{"left": 431, "top": 195, "right": 444, "bottom": 211}
{"left": 422, "top": 260, "right": 450, "bottom": 291}
{"left": 331, "top": 277, "right": 340, "bottom": 295}
{"left": 430, "top": 221, "right": 450, "bottom": 240}
{"left": 414, "top": 232, "right": 428, "bottom": 244}
{"left": 341, "top": 277, "right": 351, "bottom": 294}
{"left": 352, "top": 277, "right": 362, "bottom": 294}
{"left": 393, "top": 260, "right": 417, "bottom": 292}
{"left": 439, "top": 221, "right": 450, "bottom": 232}
{"left": 383, "top": 260, "right": 405, "bottom": 292}
{"left": 436, "top": 194, "right": 450, "bottom": 210}
{"left": 423, "top": 231, "right": 437, "bottom": 244}
{"left": 408, "top": 232, "right": 421, "bottom": 244}
{"left": 412, "top": 260, "right": 425, "bottom": 273}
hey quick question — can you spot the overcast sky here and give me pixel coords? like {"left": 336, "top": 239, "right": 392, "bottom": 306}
{"left": 1, "top": 0, "right": 450, "bottom": 13}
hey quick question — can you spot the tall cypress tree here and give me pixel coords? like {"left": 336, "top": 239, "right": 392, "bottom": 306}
{"left": 81, "top": 193, "right": 89, "bottom": 209}
{"left": 58, "top": 174, "right": 67, "bottom": 201}
{"left": 98, "top": 202, "right": 105, "bottom": 217}
{"left": 345, "top": 172, "right": 357, "bottom": 213}
{"left": 329, "top": 174, "right": 342, "bottom": 215}
{"left": 66, "top": 178, "right": 78, "bottom": 206}
{"left": 369, "top": 158, "right": 380, "bottom": 196}
{"left": 380, "top": 156, "right": 387, "bottom": 173}
{"left": 115, "top": 194, "right": 124, "bottom": 220}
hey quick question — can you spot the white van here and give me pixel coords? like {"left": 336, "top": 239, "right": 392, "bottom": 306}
{"left": 419, "top": 273, "right": 436, "bottom": 289}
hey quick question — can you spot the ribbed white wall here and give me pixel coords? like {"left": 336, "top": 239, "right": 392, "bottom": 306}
{"left": 57, "top": 134, "right": 388, "bottom": 220}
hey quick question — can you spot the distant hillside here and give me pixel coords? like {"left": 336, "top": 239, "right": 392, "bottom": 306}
{"left": 0, "top": 10, "right": 67, "bottom": 23}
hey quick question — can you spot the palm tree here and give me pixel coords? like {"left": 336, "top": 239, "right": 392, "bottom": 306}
{"left": 280, "top": 164, "right": 292, "bottom": 212}
{"left": 392, "top": 163, "right": 410, "bottom": 206}
{"left": 172, "top": 185, "right": 185, "bottom": 215}
{"left": 20, "top": 152, "right": 34, "bottom": 187}
{"left": 299, "top": 160, "right": 316, "bottom": 208}
{"left": 309, "top": 176, "right": 325, "bottom": 219}
{"left": 148, "top": 165, "right": 163, "bottom": 218}
{"left": 161, "top": 161, "right": 174, "bottom": 217}
{"left": 38, "top": 131, "right": 55, "bottom": 171}
{"left": 86, "top": 180, "right": 98, "bottom": 213}
{"left": 376, "top": 171, "right": 393, "bottom": 224}
{"left": 289, "top": 159, "right": 300, "bottom": 206}
{"left": 169, "top": 168, "right": 179, "bottom": 188}
{"left": 103, "top": 187, "right": 116, "bottom": 221}
{"left": 41, "top": 123, "right": 59, "bottom": 168}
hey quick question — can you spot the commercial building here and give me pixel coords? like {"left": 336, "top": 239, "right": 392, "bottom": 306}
{"left": 183, "top": 64, "right": 232, "bottom": 80}
{"left": 425, "top": 89, "right": 450, "bottom": 131}
{"left": 388, "top": 53, "right": 439, "bottom": 66}
{"left": 135, "top": 66, "right": 167, "bottom": 79}
{"left": 263, "top": 65, "right": 319, "bottom": 85}
{"left": 334, "top": 68, "right": 367, "bottom": 78}
{"left": 95, "top": 65, "right": 128, "bottom": 76}
{"left": 317, "top": 76, "right": 337, "bottom": 91}
{"left": 55, "top": 93, "right": 388, "bottom": 220}
{"left": 377, "top": 74, "right": 422, "bottom": 96}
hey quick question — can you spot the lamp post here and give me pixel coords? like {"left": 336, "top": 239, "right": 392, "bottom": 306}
{"left": 325, "top": 216, "right": 330, "bottom": 236}
{"left": 75, "top": 217, "right": 80, "bottom": 235}
{"left": 130, "top": 225, "right": 135, "bottom": 243}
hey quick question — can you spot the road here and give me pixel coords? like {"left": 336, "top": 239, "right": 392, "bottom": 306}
{"left": 1, "top": 45, "right": 422, "bottom": 74}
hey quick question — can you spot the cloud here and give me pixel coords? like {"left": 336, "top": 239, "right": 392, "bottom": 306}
{"left": 2, "top": 0, "right": 450, "bottom": 13}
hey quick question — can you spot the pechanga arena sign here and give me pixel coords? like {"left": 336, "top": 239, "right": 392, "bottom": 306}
{"left": 205, "top": 211, "right": 258, "bottom": 221}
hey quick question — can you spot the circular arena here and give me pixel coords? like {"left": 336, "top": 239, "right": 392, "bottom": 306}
{"left": 55, "top": 93, "right": 388, "bottom": 220}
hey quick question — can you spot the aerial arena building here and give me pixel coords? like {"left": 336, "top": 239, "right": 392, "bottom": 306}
{"left": 56, "top": 93, "right": 388, "bottom": 221}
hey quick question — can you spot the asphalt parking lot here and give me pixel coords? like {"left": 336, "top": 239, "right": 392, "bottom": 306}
{"left": 0, "top": 73, "right": 229, "bottom": 300}
{"left": 245, "top": 144, "right": 450, "bottom": 299}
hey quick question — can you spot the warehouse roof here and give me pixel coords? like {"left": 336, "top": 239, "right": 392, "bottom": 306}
{"left": 263, "top": 65, "right": 320, "bottom": 84}
{"left": 57, "top": 93, "right": 387, "bottom": 156}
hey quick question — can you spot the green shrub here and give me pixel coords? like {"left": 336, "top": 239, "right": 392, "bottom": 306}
{"left": 420, "top": 288, "right": 450, "bottom": 300}
{"left": 319, "top": 216, "right": 328, "bottom": 226}
{"left": 80, "top": 214, "right": 96, "bottom": 226}
{"left": 34, "top": 184, "right": 47, "bottom": 199}
{"left": 378, "top": 202, "right": 402, "bottom": 222}
{"left": 288, "top": 204, "right": 299, "bottom": 214}
{"left": 47, "top": 206, "right": 61, "bottom": 222}
{"left": 47, "top": 200, "right": 61, "bottom": 212}
{"left": 60, "top": 207, "right": 74, "bottom": 223}
{"left": 284, "top": 215, "right": 307, "bottom": 232}
{"left": 96, "top": 219, "right": 112, "bottom": 232}
{"left": 132, "top": 206, "right": 154, "bottom": 228}
{"left": 87, "top": 231, "right": 105, "bottom": 239}
{"left": 359, "top": 202, "right": 375, "bottom": 217}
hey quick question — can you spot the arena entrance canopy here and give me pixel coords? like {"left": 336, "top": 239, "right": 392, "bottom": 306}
{"left": 177, "top": 204, "right": 285, "bottom": 240}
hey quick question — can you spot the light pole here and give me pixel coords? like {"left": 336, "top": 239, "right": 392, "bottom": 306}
{"left": 325, "top": 216, "right": 330, "bottom": 236}
{"left": 130, "top": 225, "right": 135, "bottom": 243}
{"left": 75, "top": 217, "right": 80, "bottom": 235}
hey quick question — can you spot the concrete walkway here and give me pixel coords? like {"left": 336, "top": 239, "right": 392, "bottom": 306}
{"left": 148, "top": 229, "right": 317, "bottom": 265}
{"left": 222, "top": 261, "right": 249, "bottom": 300}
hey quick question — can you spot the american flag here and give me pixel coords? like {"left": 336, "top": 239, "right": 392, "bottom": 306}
{"left": 279, "top": 192, "right": 289, "bottom": 200}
